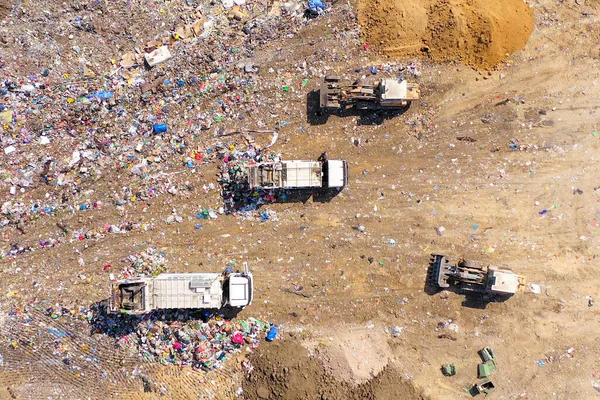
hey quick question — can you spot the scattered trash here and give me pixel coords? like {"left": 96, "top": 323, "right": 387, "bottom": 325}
{"left": 266, "top": 324, "right": 279, "bottom": 342}
{"left": 145, "top": 46, "right": 172, "bottom": 67}
{"left": 436, "top": 319, "right": 459, "bottom": 333}
{"left": 153, "top": 123, "right": 168, "bottom": 134}
{"left": 530, "top": 284, "right": 541, "bottom": 294}
{"left": 391, "top": 326, "right": 404, "bottom": 337}
{"left": 103, "top": 315, "right": 269, "bottom": 369}
{"left": 91, "top": 90, "right": 114, "bottom": 100}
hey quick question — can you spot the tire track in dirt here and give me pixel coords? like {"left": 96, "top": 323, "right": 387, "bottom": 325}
{"left": 1, "top": 305, "right": 251, "bottom": 398}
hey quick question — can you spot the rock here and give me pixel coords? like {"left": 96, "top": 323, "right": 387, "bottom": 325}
{"left": 257, "top": 386, "right": 270, "bottom": 399}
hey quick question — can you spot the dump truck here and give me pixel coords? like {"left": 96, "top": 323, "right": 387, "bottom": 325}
{"left": 246, "top": 159, "right": 348, "bottom": 190}
{"left": 428, "top": 254, "right": 526, "bottom": 296}
{"left": 108, "top": 263, "right": 253, "bottom": 314}
{"left": 319, "top": 76, "right": 420, "bottom": 111}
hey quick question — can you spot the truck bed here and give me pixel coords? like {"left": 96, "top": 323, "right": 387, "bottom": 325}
{"left": 283, "top": 161, "right": 322, "bottom": 188}
{"left": 248, "top": 161, "right": 322, "bottom": 189}
{"left": 150, "top": 273, "right": 224, "bottom": 310}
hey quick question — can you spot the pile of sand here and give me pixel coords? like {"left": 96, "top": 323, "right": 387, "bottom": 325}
{"left": 243, "top": 340, "right": 427, "bottom": 400}
{"left": 357, "top": 0, "right": 534, "bottom": 69}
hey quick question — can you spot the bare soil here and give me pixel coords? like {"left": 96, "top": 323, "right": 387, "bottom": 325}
{"left": 357, "top": 0, "right": 534, "bottom": 69}
{"left": 243, "top": 338, "right": 426, "bottom": 400}
{"left": 0, "top": 1, "right": 10, "bottom": 21}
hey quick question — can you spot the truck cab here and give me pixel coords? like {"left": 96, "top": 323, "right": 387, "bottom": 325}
{"left": 322, "top": 160, "right": 348, "bottom": 188}
{"left": 224, "top": 269, "right": 253, "bottom": 307}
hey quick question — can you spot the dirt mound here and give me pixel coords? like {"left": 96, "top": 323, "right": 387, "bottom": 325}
{"left": 243, "top": 340, "right": 427, "bottom": 400}
{"left": 358, "top": 0, "right": 534, "bottom": 69}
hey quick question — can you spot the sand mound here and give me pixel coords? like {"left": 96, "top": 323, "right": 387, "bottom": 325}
{"left": 243, "top": 340, "right": 427, "bottom": 399}
{"left": 358, "top": 0, "right": 534, "bottom": 69}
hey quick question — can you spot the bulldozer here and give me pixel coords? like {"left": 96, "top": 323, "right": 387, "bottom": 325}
{"left": 427, "top": 254, "right": 526, "bottom": 297}
{"left": 319, "top": 75, "right": 420, "bottom": 111}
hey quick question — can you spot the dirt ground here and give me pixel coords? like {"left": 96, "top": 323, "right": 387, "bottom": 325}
{"left": 357, "top": 0, "right": 534, "bottom": 69}
{"left": 1, "top": 0, "right": 600, "bottom": 399}
{"left": 243, "top": 339, "right": 425, "bottom": 399}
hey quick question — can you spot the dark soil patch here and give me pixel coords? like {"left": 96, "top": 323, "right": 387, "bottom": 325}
{"left": 0, "top": 1, "right": 11, "bottom": 20}
{"left": 243, "top": 340, "right": 427, "bottom": 400}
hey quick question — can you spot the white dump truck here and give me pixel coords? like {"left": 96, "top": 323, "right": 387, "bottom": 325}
{"left": 108, "top": 263, "right": 253, "bottom": 314}
{"left": 247, "top": 159, "right": 348, "bottom": 190}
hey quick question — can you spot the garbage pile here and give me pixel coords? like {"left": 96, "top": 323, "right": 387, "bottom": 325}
{"left": 2, "top": 303, "right": 273, "bottom": 375}
{"left": 219, "top": 147, "right": 286, "bottom": 212}
{"left": 0, "top": 0, "right": 340, "bottom": 256}
{"left": 114, "top": 317, "right": 270, "bottom": 369}
{"left": 120, "top": 248, "right": 168, "bottom": 278}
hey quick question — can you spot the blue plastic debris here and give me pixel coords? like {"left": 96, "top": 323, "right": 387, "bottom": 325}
{"left": 266, "top": 325, "right": 278, "bottom": 342}
{"left": 308, "top": 0, "right": 324, "bottom": 10}
{"left": 47, "top": 328, "right": 70, "bottom": 338}
{"left": 153, "top": 123, "right": 168, "bottom": 133}
{"left": 259, "top": 211, "right": 269, "bottom": 222}
{"left": 91, "top": 90, "right": 114, "bottom": 100}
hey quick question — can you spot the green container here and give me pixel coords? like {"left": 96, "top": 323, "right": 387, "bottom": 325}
{"left": 478, "top": 360, "right": 496, "bottom": 378}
